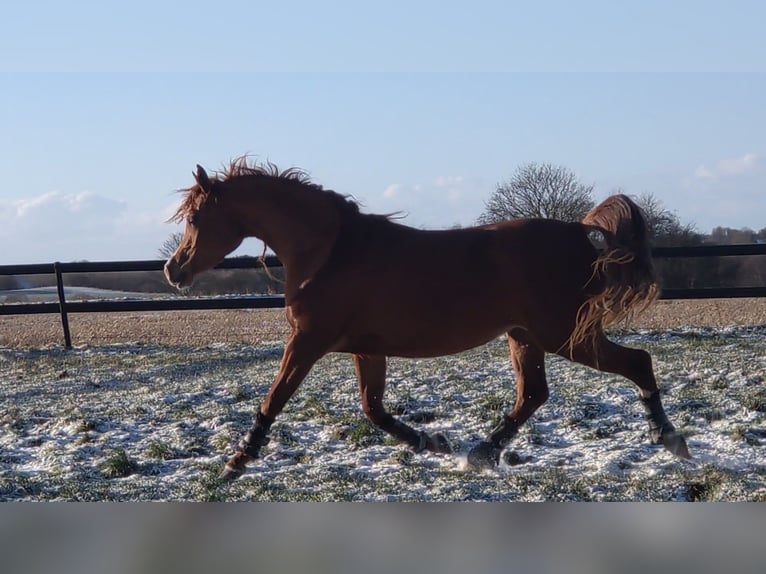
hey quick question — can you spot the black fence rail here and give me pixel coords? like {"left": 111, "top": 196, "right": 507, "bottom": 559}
{"left": 1, "top": 256, "right": 284, "bottom": 348}
{"left": 1, "top": 245, "right": 765, "bottom": 348}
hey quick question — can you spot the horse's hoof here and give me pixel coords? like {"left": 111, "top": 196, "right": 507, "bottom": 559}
{"left": 218, "top": 452, "right": 252, "bottom": 481}
{"left": 662, "top": 430, "right": 692, "bottom": 460}
{"left": 428, "top": 433, "right": 453, "bottom": 454}
{"left": 466, "top": 441, "right": 501, "bottom": 470}
{"left": 218, "top": 463, "right": 244, "bottom": 482}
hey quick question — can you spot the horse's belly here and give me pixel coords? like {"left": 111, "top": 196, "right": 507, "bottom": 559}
{"left": 336, "top": 318, "right": 513, "bottom": 358}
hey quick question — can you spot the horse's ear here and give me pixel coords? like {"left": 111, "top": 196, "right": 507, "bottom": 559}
{"left": 194, "top": 164, "right": 213, "bottom": 194}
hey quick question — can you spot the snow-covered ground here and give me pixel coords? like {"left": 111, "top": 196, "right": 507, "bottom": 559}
{"left": 0, "top": 286, "right": 168, "bottom": 304}
{"left": 1, "top": 326, "right": 764, "bottom": 501}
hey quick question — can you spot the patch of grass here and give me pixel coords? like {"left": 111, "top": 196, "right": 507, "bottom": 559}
{"left": 75, "top": 433, "right": 95, "bottom": 445}
{"left": 711, "top": 376, "right": 729, "bottom": 390}
{"left": 195, "top": 462, "right": 230, "bottom": 501}
{"left": 347, "top": 419, "right": 384, "bottom": 448}
{"left": 75, "top": 419, "right": 98, "bottom": 433}
{"left": 390, "top": 448, "right": 414, "bottom": 466}
{"left": 1, "top": 407, "right": 24, "bottom": 431}
{"left": 298, "top": 452, "right": 313, "bottom": 465}
{"left": 730, "top": 426, "right": 762, "bottom": 446}
{"left": 146, "top": 441, "right": 176, "bottom": 460}
{"left": 731, "top": 426, "right": 747, "bottom": 441}
{"left": 703, "top": 408, "right": 725, "bottom": 422}
{"left": 274, "top": 425, "right": 301, "bottom": 447}
{"left": 742, "top": 391, "right": 766, "bottom": 412}
{"left": 332, "top": 418, "right": 384, "bottom": 449}
{"left": 583, "top": 424, "right": 619, "bottom": 441}
{"left": 229, "top": 384, "right": 253, "bottom": 402}
{"left": 683, "top": 471, "right": 726, "bottom": 502}
{"left": 211, "top": 432, "right": 235, "bottom": 453}
{"left": 507, "top": 468, "right": 594, "bottom": 501}
{"left": 478, "top": 392, "right": 512, "bottom": 414}
{"left": 383, "top": 434, "right": 401, "bottom": 447}
{"left": 173, "top": 405, "right": 199, "bottom": 421}
{"left": 180, "top": 438, "right": 208, "bottom": 458}
{"left": 292, "top": 395, "right": 331, "bottom": 422}
{"left": 99, "top": 448, "right": 137, "bottom": 478}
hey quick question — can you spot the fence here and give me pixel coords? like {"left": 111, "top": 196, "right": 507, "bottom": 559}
{"left": 0, "top": 256, "right": 283, "bottom": 348}
{"left": 2, "top": 245, "right": 766, "bottom": 348}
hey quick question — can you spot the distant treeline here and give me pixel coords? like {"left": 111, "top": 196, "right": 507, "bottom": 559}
{"left": 654, "top": 226, "right": 766, "bottom": 290}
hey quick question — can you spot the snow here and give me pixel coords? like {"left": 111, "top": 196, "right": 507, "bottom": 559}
{"left": 1, "top": 326, "right": 764, "bottom": 500}
{"left": 0, "top": 286, "right": 167, "bottom": 303}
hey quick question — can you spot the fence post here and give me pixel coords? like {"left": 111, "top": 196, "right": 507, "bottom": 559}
{"left": 54, "top": 262, "right": 72, "bottom": 349}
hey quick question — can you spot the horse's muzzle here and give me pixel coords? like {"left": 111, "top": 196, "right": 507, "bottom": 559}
{"left": 164, "top": 259, "right": 190, "bottom": 289}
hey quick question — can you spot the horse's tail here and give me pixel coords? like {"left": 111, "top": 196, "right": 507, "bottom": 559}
{"left": 568, "top": 194, "right": 658, "bottom": 355}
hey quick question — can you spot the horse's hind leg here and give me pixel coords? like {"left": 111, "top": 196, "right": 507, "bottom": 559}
{"left": 566, "top": 333, "right": 691, "bottom": 459}
{"left": 467, "top": 332, "right": 548, "bottom": 469}
{"left": 353, "top": 354, "right": 452, "bottom": 454}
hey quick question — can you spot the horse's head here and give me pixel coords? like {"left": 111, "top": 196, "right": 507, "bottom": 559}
{"left": 164, "top": 165, "right": 244, "bottom": 289}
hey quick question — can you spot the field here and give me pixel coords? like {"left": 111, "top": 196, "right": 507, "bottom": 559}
{"left": 1, "top": 301, "right": 765, "bottom": 501}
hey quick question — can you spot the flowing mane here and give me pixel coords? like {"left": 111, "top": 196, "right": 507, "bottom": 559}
{"left": 170, "top": 156, "right": 364, "bottom": 224}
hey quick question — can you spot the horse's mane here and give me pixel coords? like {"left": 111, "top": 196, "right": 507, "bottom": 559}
{"left": 170, "top": 156, "right": 366, "bottom": 223}
{"left": 221, "top": 156, "right": 318, "bottom": 189}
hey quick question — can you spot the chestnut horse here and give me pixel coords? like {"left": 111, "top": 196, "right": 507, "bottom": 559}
{"left": 165, "top": 158, "right": 690, "bottom": 481}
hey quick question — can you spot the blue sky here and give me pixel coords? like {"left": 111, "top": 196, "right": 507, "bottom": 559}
{"left": 1, "top": 1, "right": 764, "bottom": 264}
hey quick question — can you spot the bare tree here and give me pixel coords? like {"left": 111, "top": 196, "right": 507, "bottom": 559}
{"left": 478, "top": 162, "right": 595, "bottom": 224}
{"left": 158, "top": 231, "right": 184, "bottom": 260}
{"left": 634, "top": 193, "right": 699, "bottom": 246}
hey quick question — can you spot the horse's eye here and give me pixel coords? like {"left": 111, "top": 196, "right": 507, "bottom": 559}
{"left": 187, "top": 215, "right": 198, "bottom": 226}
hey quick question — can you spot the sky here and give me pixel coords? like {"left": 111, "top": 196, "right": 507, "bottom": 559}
{"left": 1, "top": 1, "right": 764, "bottom": 264}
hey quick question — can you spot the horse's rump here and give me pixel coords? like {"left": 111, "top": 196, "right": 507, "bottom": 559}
{"left": 569, "top": 194, "right": 658, "bottom": 354}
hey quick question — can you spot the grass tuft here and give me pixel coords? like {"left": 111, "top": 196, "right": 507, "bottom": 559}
{"left": 99, "top": 448, "right": 137, "bottom": 478}
{"left": 146, "top": 441, "right": 176, "bottom": 460}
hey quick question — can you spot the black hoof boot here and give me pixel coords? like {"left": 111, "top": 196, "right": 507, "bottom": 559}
{"left": 466, "top": 441, "right": 501, "bottom": 470}
{"left": 641, "top": 392, "right": 691, "bottom": 460}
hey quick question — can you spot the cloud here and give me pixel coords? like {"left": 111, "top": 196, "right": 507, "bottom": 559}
{"left": 0, "top": 191, "right": 175, "bottom": 264}
{"left": 678, "top": 152, "right": 766, "bottom": 231}
{"left": 434, "top": 175, "right": 465, "bottom": 187}
{"left": 382, "top": 183, "right": 402, "bottom": 199}
{"left": 694, "top": 153, "right": 759, "bottom": 179}
{"left": 10, "top": 191, "right": 126, "bottom": 228}
{"left": 433, "top": 175, "right": 466, "bottom": 205}
{"left": 373, "top": 175, "right": 484, "bottom": 228}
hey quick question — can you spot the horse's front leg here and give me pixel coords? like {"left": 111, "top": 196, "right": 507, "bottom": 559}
{"left": 220, "top": 333, "right": 323, "bottom": 481}
{"left": 467, "top": 334, "right": 548, "bottom": 469}
{"left": 353, "top": 354, "right": 452, "bottom": 455}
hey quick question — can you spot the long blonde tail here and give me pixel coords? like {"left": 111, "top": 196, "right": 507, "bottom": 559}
{"left": 568, "top": 194, "right": 658, "bottom": 355}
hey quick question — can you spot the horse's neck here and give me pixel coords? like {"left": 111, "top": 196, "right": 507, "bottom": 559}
{"left": 233, "top": 182, "right": 341, "bottom": 302}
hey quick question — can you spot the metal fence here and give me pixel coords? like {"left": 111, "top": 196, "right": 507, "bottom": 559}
{"left": 2, "top": 245, "right": 765, "bottom": 348}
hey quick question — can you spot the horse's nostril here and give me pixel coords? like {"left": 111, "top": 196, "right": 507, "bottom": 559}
{"left": 164, "top": 260, "right": 181, "bottom": 285}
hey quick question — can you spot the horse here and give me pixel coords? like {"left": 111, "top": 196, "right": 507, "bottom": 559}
{"left": 164, "top": 157, "right": 691, "bottom": 481}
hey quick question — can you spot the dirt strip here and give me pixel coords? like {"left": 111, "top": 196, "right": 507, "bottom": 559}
{"left": 2, "top": 299, "right": 766, "bottom": 349}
